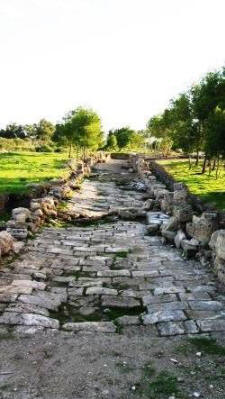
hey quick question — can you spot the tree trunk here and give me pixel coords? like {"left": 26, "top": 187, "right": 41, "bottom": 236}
{"left": 216, "top": 156, "right": 220, "bottom": 179}
{"left": 208, "top": 160, "right": 212, "bottom": 176}
{"left": 188, "top": 154, "right": 192, "bottom": 169}
{"left": 201, "top": 156, "right": 207, "bottom": 174}
{"left": 212, "top": 159, "right": 216, "bottom": 171}
{"left": 195, "top": 149, "right": 199, "bottom": 166}
{"left": 68, "top": 142, "right": 72, "bottom": 158}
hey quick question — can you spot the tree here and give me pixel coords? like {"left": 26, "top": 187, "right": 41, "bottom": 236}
{"left": 59, "top": 107, "right": 103, "bottom": 157}
{"left": 160, "top": 137, "right": 173, "bottom": 157}
{"left": 35, "top": 119, "right": 55, "bottom": 142}
{"left": 0, "top": 123, "right": 26, "bottom": 139}
{"left": 113, "top": 127, "right": 135, "bottom": 149}
{"left": 205, "top": 107, "right": 225, "bottom": 178}
{"left": 106, "top": 132, "right": 118, "bottom": 151}
{"left": 147, "top": 115, "right": 166, "bottom": 138}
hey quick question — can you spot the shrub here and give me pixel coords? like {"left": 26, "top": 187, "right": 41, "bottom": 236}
{"left": 36, "top": 144, "right": 53, "bottom": 153}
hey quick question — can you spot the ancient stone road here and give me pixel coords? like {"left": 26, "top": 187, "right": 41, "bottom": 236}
{"left": 0, "top": 159, "right": 225, "bottom": 337}
{"left": 0, "top": 159, "right": 225, "bottom": 398}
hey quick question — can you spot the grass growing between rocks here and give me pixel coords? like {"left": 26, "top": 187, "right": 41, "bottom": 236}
{"left": 0, "top": 152, "right": 68, "bottom": 194}
{"left": 158, "top": 159, "right": 225, "bottom": 210}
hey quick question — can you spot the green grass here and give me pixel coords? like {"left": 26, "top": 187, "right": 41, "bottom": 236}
{"left": 0, "top": 152, "right": 69, "bottom": 195}
{"left": 189, "top": 336, "right": 225, "bottom": 355}
{"left": 158, "top": 159, "right": 225, "bottom": 210}
{"left": 137, "top": 370, "right": 183, "bottom": 398}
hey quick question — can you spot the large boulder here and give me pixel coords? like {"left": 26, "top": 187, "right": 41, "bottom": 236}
{"left": 0, "top": 231, "right": 14, "bottom": 256}
{"left": 187, "top": 212, "right": 218, "bottom": 246}
{"left": 12, "top": 208, "right": 31, "bottom": 224}
{"left": 209, "top": 230, "right": 225, "bottom": 260}
{"left": 161, "top": 192, "right": 173, "bottom": 214}
{"left": 161, "top": 216, "right": 179, "bottom": 232}
{"left": 173, "top": 204, "right": 193, "bottom": 223}
{"left": 173, "top": 190, "right": 188, "bottom": 204}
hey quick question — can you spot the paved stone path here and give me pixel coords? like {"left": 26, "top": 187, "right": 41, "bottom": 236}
{"left": 0, "top": 159, "right": 225, "bottom": 338}
{"left": 1, "top": 159, "right": 225, "bottom": 399}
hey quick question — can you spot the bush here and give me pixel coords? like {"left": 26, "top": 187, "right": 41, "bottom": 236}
{"left": 0, "top": 138, "right": 35, "bottom": 152}
{"left": 54, "top": 147, "right": 63, "bottom": 153}
{"left": 35, "top": 144, "right": 54, "bottom": 153}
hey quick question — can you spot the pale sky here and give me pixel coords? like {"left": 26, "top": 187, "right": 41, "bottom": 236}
{"left": 0, "top": 0, "right": 225, "bottom": 132}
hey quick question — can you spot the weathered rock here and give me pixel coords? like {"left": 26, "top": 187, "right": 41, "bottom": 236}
{"left": 161, "top": 230, "right": 176, "bottom": 242}
{"left": 142, "top": 199, "right": 153, "bottom": 211}
{"left": 174, "top": 230, "right": 186, "bottom": 249}
{"left": 142, "top": 310, "right": 186, "bottom": 324}
{"left": 19, "top": 291, "right": 65, "bottom": 311}
{"left": 161, "top": 216, "right": 179, "bottom": 232}
{"left": 0, "top": 312, "right": 59, "bottom": 328}
{"left": 86, "top": 287, "right": 118, "bottom": 296}
{"left": 209, "top": 230, "right": 222, "bottom": 250}
{"left": 146, "top": 223, "right": 160, "bottom": 235}
{"left": 116, "top": 316, "right": 140, "bottom": 326}
{"left": 181, "top": 238, "right": 199, "bottom": 257}
{"left": 186, "top": 212, "right": 218, "bottom": 246}
{"left": 173, "top": 190, "right": 188, "bottom": 204}
{"left": 0, "top": 231, "right": 14, "bottom": 256}
{"left": 62, "top": 321, "right": 116, "bottom": 333}
{"left": 12, "top": 241, "right": 25, "bottom": 254}
{"left": 101, "top": 296, "right": 140, "bottom": 308}
{"left": 173, "top": 204, "right": 193, "bottom": 223}
{"left": 213, "top": 230, "right": 225, "bottom": 260}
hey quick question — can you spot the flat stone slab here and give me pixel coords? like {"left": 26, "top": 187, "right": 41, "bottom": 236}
{"left": 197, "top": 318, "right": 225, "bottom": 332}
{"left": 115, "top": 316, "right": 141, "bottom": 326}
{"left": 97, "top": 270, "right": 130, "bottom": 277}
{"left": 5, "top": 303, "right": 50, "bottom": 317}
{"left": 142, "top": 310, "right": 187, "bottom": 324}
{"left": 157, "top": 321, "right": 185, "bottom": 336}
{"left": 154, "top": 286, "right": 186, "bottom": 295}
{"left": 179, "top": 292, "right": 212, "bottom": 301}
{"left": 86, "top": 287, "right": 118, "bottom": 296}
{"left": 62, "top": 321, "right": 116, "bottom": 333}
{"left": 142, "top": 293, "right": 177, "bottom": 306}
{"left": 188, "top": 300, "right": 224, "bottom": 311}
{"left": 0, "top": 312, "right": 59, "bottom": 329}
{"left": 18, "top": 291, "right": 65, "bottom": 311}
{"left": 101, "top": 296, "right": 140, "bottom": 308}
{"left": 147, "top": 301, "right": 189, "bottom": 312}
{"left": 131, "top": 270, "right": 159, "bottom": 277}
{"left": 0, "top": 280, "right": 46, "bottom": 296}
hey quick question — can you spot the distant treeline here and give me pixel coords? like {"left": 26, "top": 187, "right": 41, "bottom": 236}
{"left": 0, "top": 108, "right": 148, "bottom": 155}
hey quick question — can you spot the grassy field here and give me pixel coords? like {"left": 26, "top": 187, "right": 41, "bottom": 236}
{"left": 158, "top": 158, "right": 225, "bottom": 210}
{"left": 0, "top": 152, "right": 69, "bottom": 195}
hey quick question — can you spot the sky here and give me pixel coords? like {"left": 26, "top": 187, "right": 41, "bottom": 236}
{"left": 0, "top": 0, "right": 225, "bottom": 132}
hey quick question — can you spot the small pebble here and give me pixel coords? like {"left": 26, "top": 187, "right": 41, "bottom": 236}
{"left": 169, "top": 396, "right": 176, "bottom": 399}
{"left": 131, "top": 386, "right": 136, "bottom": 391}
{"left": 193, "top": 392, "right": 201, "bottom": 398}
{"left": 209, "top": 384, "right": 213, "bottom": 389}
{"left": 196, "top": 352, "right": 202, "bottom": 357}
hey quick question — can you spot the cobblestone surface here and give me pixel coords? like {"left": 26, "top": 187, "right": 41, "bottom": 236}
{"left": 0, "top": 159, "right": 225, "bottom": 339}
